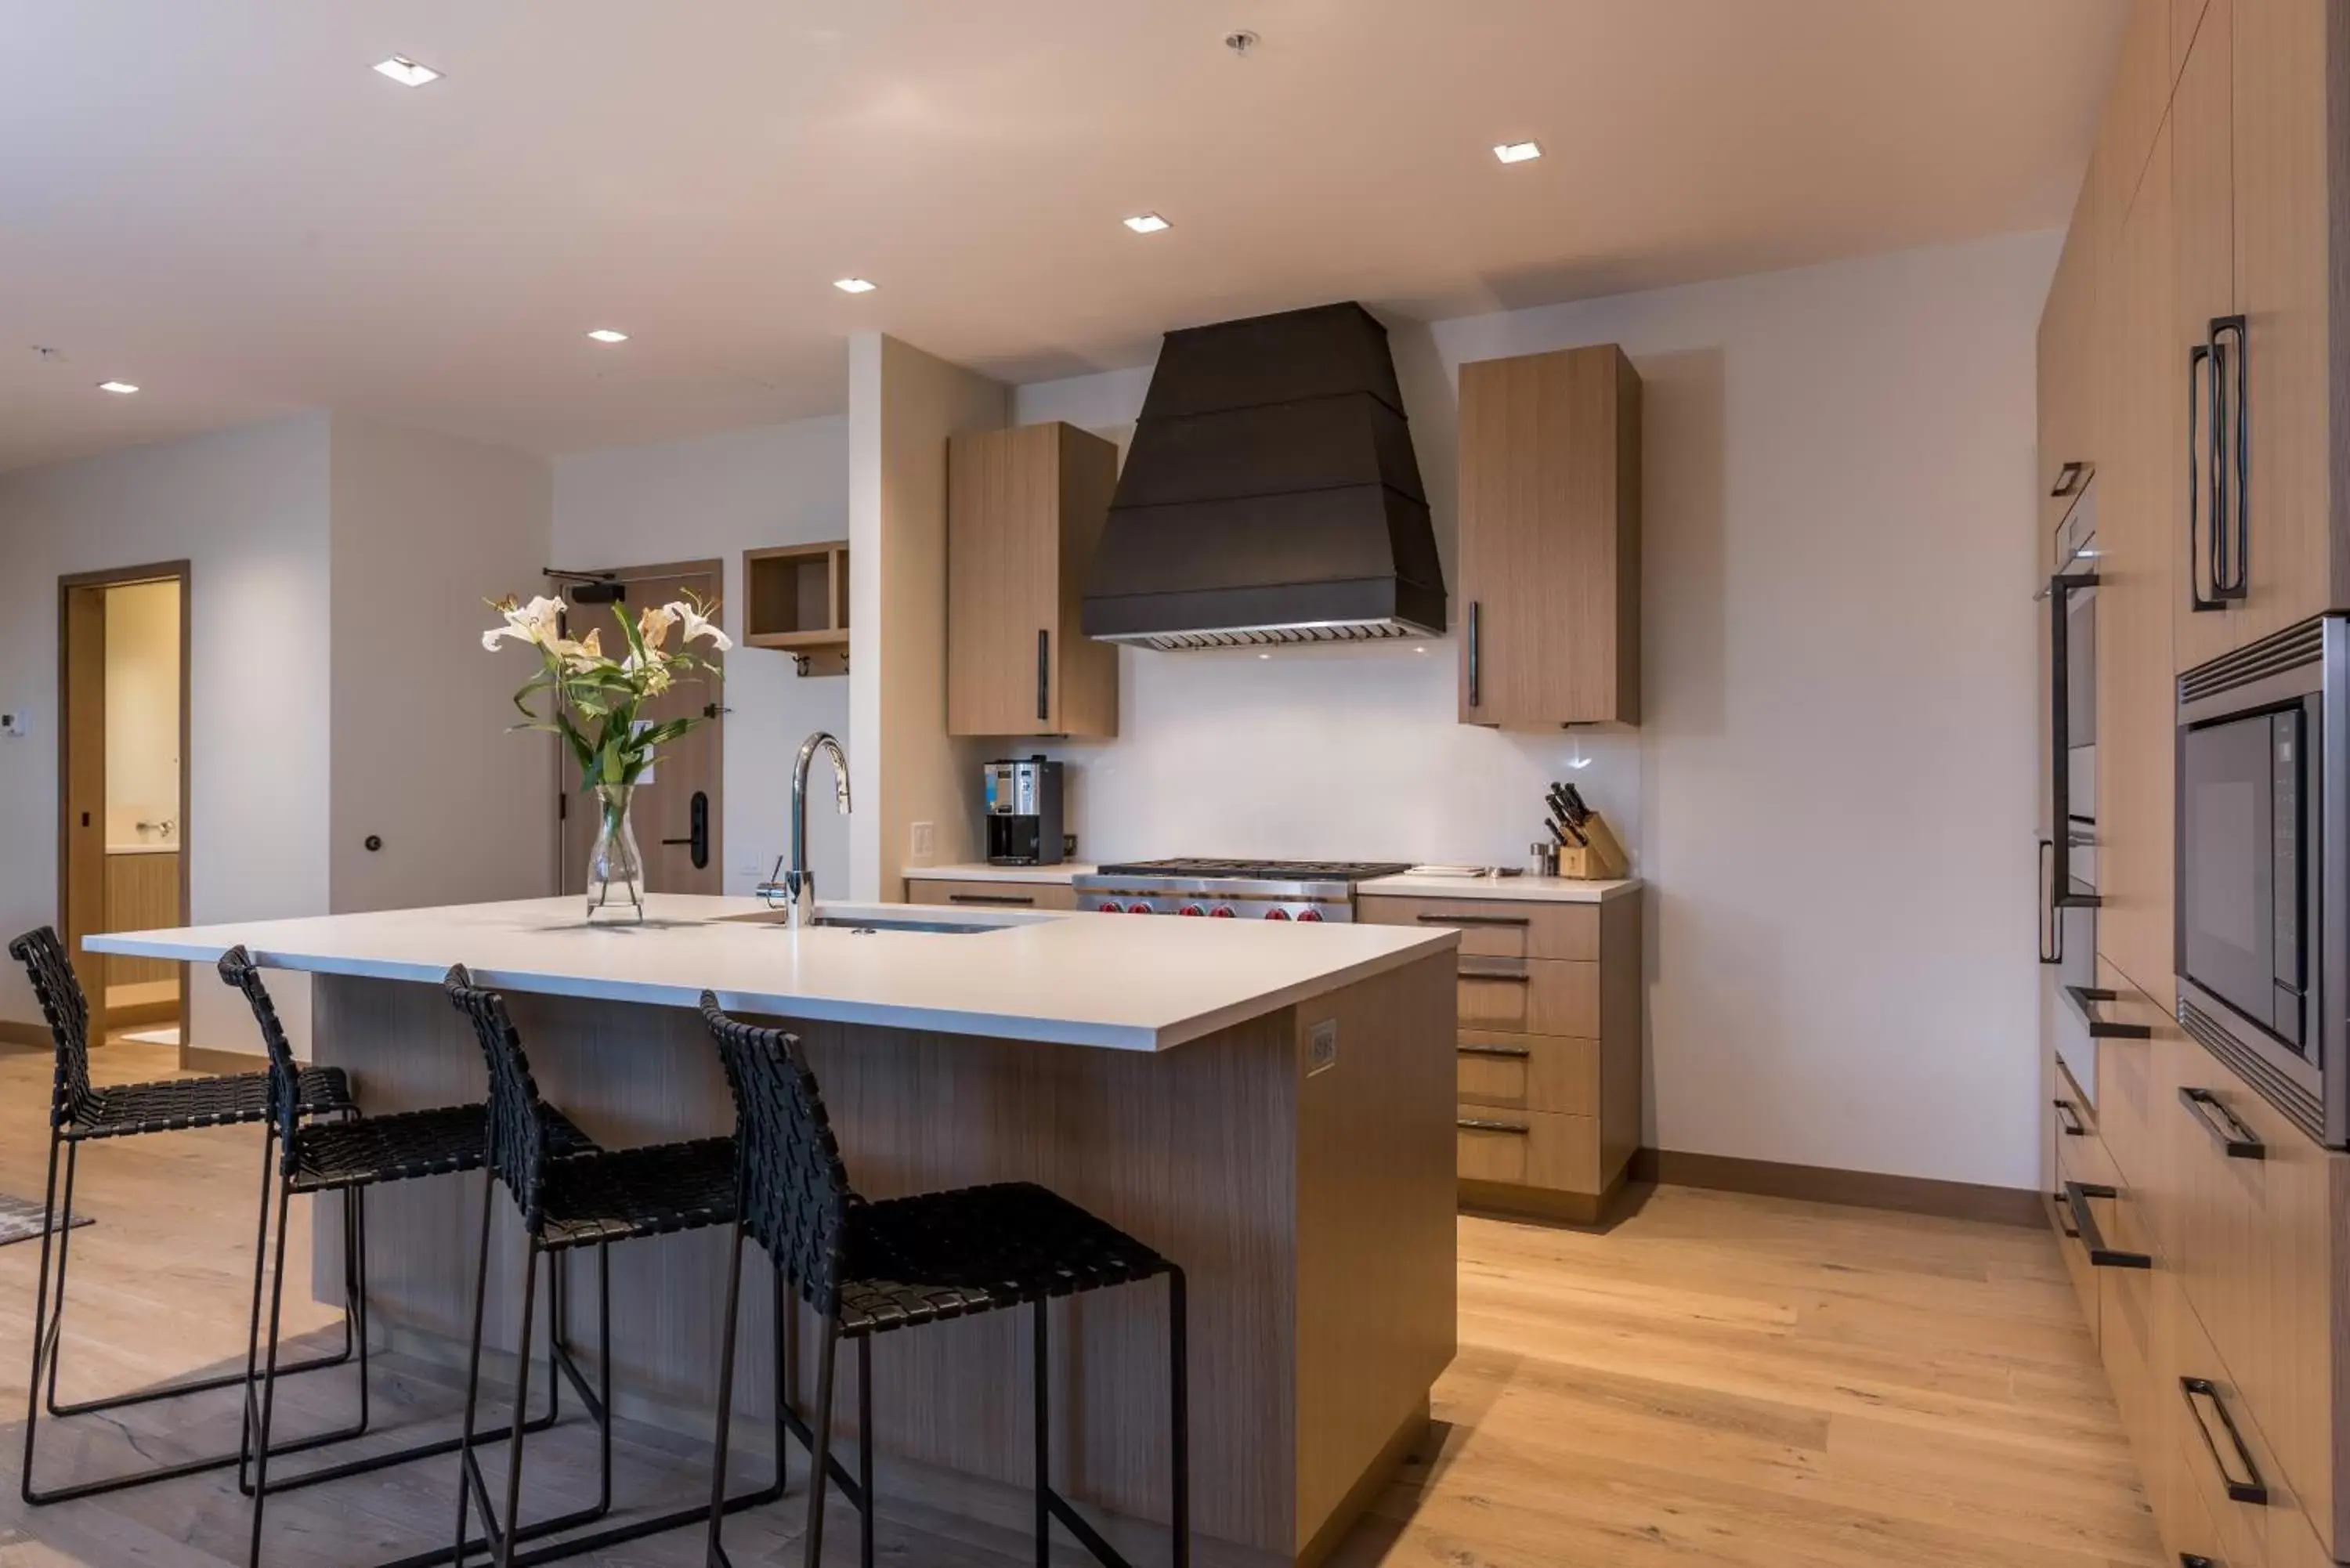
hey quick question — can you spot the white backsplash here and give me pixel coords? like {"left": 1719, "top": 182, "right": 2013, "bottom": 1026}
{"left": 1014, "top": 637, "right": 1640, "bottom": 871}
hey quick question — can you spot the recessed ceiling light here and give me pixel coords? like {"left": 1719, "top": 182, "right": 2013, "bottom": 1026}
{"left": 1123, "top": 213, "right": 1172, "bottom": 235}
{"left": 97, "top": 381, "right": 139, "bottom": 396}
{"left": 833, "top": 277, "right": 877, "bottom": 294}
{"left": 1493, "top": 140, "right": 1542, "bottom": 164}
{"left": 585, "top": 328, "right": 630, "bottom": 344}
{"left": 374, "top": 56, "right": 442, "bottom": 88}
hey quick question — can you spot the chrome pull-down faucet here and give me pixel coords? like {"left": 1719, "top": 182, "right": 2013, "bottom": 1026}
{"left": 760, "top": 731, "right": 851, "bottom": 928}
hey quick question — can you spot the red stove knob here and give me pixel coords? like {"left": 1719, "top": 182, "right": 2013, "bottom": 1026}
{"left": 1209, "top": 906, "right": 1236, "bottom": 918}
{"left": 1296, "top": 908, "right": 1324, "bottom": 923}
{"left": 1127, "top": 902, "right": 1155, "bottom": 915}
{"left": 1263, "top": 908, "right": 1291, "bottom": 921}
{"left": 1096, "top": 901, "right": 1123, "bottom": 913}
{"left": 1180, "top": 905, "right": 1206, "bottom": 917}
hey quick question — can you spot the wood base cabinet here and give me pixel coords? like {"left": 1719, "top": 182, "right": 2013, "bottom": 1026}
{"left": 2042, "top": 970, "right": 2350, "bottom": 1566}
{"left": 905, "top": 876, "right": 1078, "bottom": 912}
{"left": 1360, "top": 887, "right": 1641, "bottom": 1225}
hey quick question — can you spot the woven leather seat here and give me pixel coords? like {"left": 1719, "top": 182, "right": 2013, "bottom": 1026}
{"left": 74, "top": 1065, "right": 353, "bottom": 1142}
{"left": 697, "top": 995, "right": 1188, "bottom": 1568}
{"left": 287, "top": 1104, "right": 591, "bottom": 1194}
{"left": 533, "top": 1136, "right": 739, "bottom": 1250}
{"left": 838, "top": 1182, "right": 1171, "bottom": 1335}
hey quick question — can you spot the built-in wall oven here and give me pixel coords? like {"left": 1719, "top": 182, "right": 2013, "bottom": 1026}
{"left": 2175, "top": 615, "right": 2349, "bottom": 1146}
{"left": 2040, "top": 479, "right": 2103, "bottom": 1106}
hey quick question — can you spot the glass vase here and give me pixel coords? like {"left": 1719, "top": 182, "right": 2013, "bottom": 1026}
{"left": 584, "top": 783, "right": 645, "bottom": 922}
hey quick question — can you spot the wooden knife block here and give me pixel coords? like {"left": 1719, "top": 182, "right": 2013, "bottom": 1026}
{"left": 1557, "top": 812, "right": 1629, "bottom": 880}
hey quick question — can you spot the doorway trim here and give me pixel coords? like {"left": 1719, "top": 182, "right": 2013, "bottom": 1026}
{"left": 57, "top": 560, "right": 193, "bottom": 1041}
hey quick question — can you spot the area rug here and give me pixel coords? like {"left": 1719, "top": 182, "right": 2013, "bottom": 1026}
{"left": 0, "top": 1193, "right": 90, "bottom": 1248}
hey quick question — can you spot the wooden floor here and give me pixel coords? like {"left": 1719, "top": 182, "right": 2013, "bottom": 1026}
{"left": 0, "top": 1040, "right": 2162, "bottom": 1566}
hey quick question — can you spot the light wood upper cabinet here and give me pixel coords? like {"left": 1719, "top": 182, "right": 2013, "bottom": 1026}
{"left": 1456, "top": 344, "right": 1641, "bottom": 728}
{"left": 946, "top": 422, "right": 1120, "bottom": 738}
{"left": 2169, "top": 0, "right": 2339, "bottom": 671}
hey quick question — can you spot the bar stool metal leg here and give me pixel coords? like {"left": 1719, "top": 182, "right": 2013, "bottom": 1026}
{"left": 1033, "top": 1299, "right": 1050, "bottom": 1568}
{"left": 804, "top": 1318, "right": 842, "bottom": 1568}
{"left": 1169, "top": 1266, "right": 1190, "bottom": 1568}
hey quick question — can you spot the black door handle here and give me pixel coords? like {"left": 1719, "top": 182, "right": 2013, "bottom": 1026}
{"left": 2038, "top": 837, "right": 2061, "bottom": 964}
{"left": 659, "top": 790, "right": 710, "bottom": 870}
{"left": 2047, "top": 573, "right": 2100, "bottom": 909}
{"left": 1467, "top": 601, "right": 1482, "bottom": 709}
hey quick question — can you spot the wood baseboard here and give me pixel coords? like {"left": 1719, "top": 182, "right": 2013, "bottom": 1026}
{"left": 0, "top": 1020, "right": 48, "bottom": 1049}
{"left": 1627, "top": 1148, "right": 2043, "bottom": 1228}
{"left": 1458, "top": 1172, "right": 1626, "bottom": 1228}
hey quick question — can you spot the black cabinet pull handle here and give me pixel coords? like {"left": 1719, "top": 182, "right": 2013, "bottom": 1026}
{"left": 1459, "top": 963, "right": 1532, "bottom": 984}
{"left": 1036, "top": 628, "right": 1050, "bottom": 724}
{"left": 1458, "top": 1042, "right": 1532, "bottom": 1060}
{"left": 2037, "top": 838, "right": 2061, "bottom": 965}
{"left": 2180, "top": 1556, "right": 2216, "bottom": 1567}
{"left": 2062, "top": 1180, "right": 2151, "bottom": 1269}
{"left": 2053, "top": 1098, "right": 2085, "bottom": 1137}
{"left": 2178, "top": 1086, "right": 2265, "bottom": 1159}
{"left": 2188, "top": 339, "right": 2226, "bottom": 612}
{"left": 1467, "top": 601, "right": 1482, "bottom": 709}
{"left": 2061, "top": 985, "right": 2150, "bottom": 1039}
{"left": 2050, "top": 461, "right": 2087, "bottom": 498}
{"left": 1457, "top": 1117, "right": 1528, "bottom": 1135}
{"left": 2182, "top": 1376, "right": 2269, "bottom": 1506}
{"left": 1417, "top": 912, "right": 1532, "bottom": 928}
{"left": 948, "top": 893, "right": 1036, "bottom": 907}
{"left": 2212, "top": 314, "right": 2249, "bottom": 601}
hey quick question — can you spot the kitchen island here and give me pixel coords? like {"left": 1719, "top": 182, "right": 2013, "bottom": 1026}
{"left": 90, "top": 895, "right": 1459, "bottom": 1566}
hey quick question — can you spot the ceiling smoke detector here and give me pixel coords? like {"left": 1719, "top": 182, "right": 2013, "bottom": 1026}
{"left": 1224, "top": 30, "right": 1260, "bottom": 57}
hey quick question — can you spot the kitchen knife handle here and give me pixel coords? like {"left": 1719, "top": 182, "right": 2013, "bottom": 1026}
{"left": 1036, "top": 628, "right": 1050, "bottom": 724}
{"left": 1467, "top": 601, "right": 1481, "bottom": 709}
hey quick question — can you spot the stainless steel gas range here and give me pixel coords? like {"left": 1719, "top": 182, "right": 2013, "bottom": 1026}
{"left": 1071, "top": 859, "right": 1412, "bottom": 923}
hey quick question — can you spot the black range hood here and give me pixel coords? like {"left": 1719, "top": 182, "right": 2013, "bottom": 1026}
{"left": 1081, "top": 302, "right": 1447, "bottom": 650}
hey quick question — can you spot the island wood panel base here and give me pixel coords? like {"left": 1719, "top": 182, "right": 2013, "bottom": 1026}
{"left": 309, "top": 953, "right": 1456, "bottom": 1562}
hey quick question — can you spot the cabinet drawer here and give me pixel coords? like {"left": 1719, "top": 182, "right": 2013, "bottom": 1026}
{"left": 2158, "top": 1028, "right": 2336, "bottom": 1555}
{"left": 906, "top": 878, "right": 1078, "bottom": 911}
{"left": 1455, "top": 959, "right": 1596, "bottom": 1036}
{"left": 2053, "top": 1122, "right": 2129, "bottom": 1342}
{"left": 1455, "top": 1105, "right": 1599, "bottom": 1193}
{"left": 1358, "top": 894, "right": 1596, "bottom": 962}
{"left": 2093, "top": 956, "right": 2160, "bottom": 1186}
{"left": 1455, "top": 1031, "right": 1596, "bottom": 1117}
{"left": 2160, "top": 1268, "right": 2295, "bottom": 1568}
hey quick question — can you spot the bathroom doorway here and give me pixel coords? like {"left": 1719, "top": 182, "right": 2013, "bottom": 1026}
{"left": 57, "top": 562, "right": 190, "bottom": 1044}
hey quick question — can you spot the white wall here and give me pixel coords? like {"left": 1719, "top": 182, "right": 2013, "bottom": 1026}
{"left": 553, "top": 417, "right": 852, "bottom": 898}
{"left": 848, "top": 335, "right": 1008, "bottom": 899}
{"left": 1012, "top": 230, "right": 2058, "bottom": 1190}
{"left": 0, "top": 414, "right": 334, "bottom": 1053}
{"left": 103, "top": 579, "right": 181, "bottom": 845}
{"left": 329, "top": 417, "right": 555, "bottom": 913}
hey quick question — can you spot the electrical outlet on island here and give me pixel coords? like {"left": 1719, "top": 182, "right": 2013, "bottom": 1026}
{"left": 910, "top": 821, "right": 935, "bottom": 862}
{"left": 1307, "top": 1018, "right": 1339, "bottom": 1077}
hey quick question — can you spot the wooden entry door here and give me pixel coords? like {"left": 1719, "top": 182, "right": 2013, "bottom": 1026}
{"left": 555, "top": 562, "right": 725, "bottom": 898}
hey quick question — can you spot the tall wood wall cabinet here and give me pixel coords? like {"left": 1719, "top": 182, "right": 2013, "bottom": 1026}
{"left": 1456, "top": 343, "right": 1642, "bottom": 728}
{"left": 946, "top": 421, "right": 1121, "bottom": 738}
{"left": 2034, "top": 4, "right": 2350, "bottom": 1566}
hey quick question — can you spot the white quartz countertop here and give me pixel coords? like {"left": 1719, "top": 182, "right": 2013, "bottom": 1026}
{"left": 1358, "top": 873, "right": 1643, "bottom": 904}
{"left": 86, "top": 894, "right": 1456, "bottom": 1053}
{"left": 901, "top": 862, "right": 1091, "bottom": 884}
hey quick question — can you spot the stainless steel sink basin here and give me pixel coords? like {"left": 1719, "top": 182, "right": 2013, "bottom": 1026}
{"left": 808, "top": 916, "right": 1000, "bottom": 935}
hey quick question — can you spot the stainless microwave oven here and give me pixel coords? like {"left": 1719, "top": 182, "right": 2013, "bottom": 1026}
{"left": 2176, "top": 614, "right": 2349, "bottom": 1145}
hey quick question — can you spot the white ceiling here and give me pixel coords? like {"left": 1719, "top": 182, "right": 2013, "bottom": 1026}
{"left": 0, "top": 0, "right": 2126, "bottom": 473}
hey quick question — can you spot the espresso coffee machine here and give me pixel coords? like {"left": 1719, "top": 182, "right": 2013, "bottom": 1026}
{"left": 984, "top": 757, "right": 1065, "bottom": 865}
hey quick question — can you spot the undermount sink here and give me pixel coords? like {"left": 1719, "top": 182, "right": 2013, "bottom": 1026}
{"left": 808, "top": 915, "right": 1000, "bottom": 935}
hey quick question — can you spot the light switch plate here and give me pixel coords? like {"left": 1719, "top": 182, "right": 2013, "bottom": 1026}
{"left": 910, "top": 821, "right": 935, "bottom": 859}
{"left": 1307, "top": 1018, "right": 1339, "bottom": 1077}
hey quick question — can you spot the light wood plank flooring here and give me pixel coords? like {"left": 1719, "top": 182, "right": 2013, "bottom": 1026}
{"left": 0, "top": 1040, "right": 2161, "bottom": 1566}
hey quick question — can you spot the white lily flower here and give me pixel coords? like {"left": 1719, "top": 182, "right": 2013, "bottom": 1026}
{"left": 670, "top": 599, "right": 733, "bottom": 652}
{"left": 483, "top": 594, "right": 566, "bottom": 652}
{"left": 637, "top": 603, "right": 678, "bottom": 650}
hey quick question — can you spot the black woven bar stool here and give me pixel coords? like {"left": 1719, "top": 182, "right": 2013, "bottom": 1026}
{"left": 437, "top": 966, "right": 785, "bottom": 1568}
{"left": 219, "top": 948, "right": 609, "bottom": 1568}
{"left": 698, "top": 993, "right": 1190, "bottom": 1568}
{"left": 6, "top": 926, "right": 359, "bottom": 1506}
